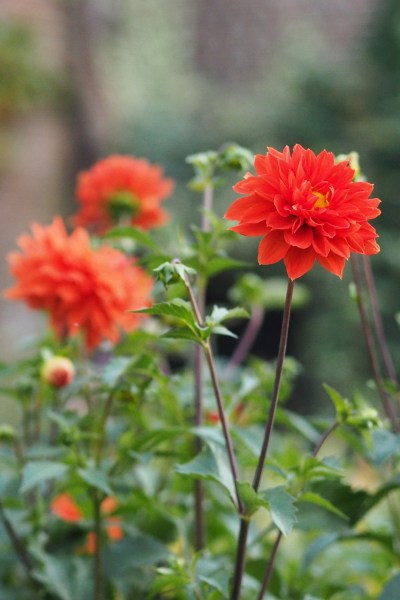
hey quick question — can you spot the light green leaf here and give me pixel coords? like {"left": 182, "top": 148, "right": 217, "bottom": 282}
{"left": 299, "top": 491, "right": 348, "bottom": 520}
{"left": 237, "top": 481, "right": 269, "bottom": 517}
{"left": 260, "top": 486, "right": 298, "bottom": 536}
{"left": 20, "top": 461, "right": 68, "bottom": 494}
{"left": 176, "top": 446, "right": 236, "bottom": 505}
{"left": 77, "top": 467, "right": 113, "bottom": 496}
{"left": 104, "top": 226, "right": 159, "bottom": 250}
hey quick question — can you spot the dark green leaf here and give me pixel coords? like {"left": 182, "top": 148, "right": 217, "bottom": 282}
{"left": 299, "top": 491, "right": 348, "bottom": 520}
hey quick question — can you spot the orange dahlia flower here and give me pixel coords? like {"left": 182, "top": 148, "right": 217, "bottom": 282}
{"left": 51, "top": 493, "right": 83, "bottom": 523}
{"left": 73, "top": 155, "right": 174, "bottom": 232}
{"left": 5, "top": 217, "right": 153, "bottom": 349}
{"left": 225, "top": 145, "right": 381, "bottom": 280}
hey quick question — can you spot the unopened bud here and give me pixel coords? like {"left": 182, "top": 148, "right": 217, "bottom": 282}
{"left": 41, "top": 356, "right": 75, "bottom": 388}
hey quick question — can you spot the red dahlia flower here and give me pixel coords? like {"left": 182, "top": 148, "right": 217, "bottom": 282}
{"left": 5, "top": 218, "right": 153, "bottom": 349}
{"left": 225, "top": 145, "right": 381, "bottom": 280}
{"left": 73, "top": 155, "right": 174, "bottom": 232}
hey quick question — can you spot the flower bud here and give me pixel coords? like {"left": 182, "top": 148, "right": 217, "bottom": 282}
{"left": 41, "top": 356, "right": 75, "bottom": 388}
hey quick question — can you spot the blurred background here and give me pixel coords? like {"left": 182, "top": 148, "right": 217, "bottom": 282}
{"left": 1, "top": 0, "right": 400, "bottom": 412}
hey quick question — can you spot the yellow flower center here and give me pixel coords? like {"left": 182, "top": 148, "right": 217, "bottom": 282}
{"left": 313, "top": 190, "right": 330, "bottom": 209}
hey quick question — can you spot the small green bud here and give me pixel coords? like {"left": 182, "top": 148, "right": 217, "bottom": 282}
{"left": 0, "top": 424, "right": 16, "bottom": 442}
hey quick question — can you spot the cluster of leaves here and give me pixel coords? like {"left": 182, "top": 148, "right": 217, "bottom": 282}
{"left": 1, "top": 149, "right": 400, "bottom": 600}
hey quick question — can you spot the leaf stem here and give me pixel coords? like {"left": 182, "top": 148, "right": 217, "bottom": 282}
{"left": 92, "top": 492, "right": 103, "bottom": 600}
{"left": 350, "top": 255, "right": 399, "bottom": 432}
{"left": 185, "top": 274, "right": 243, "bottom": 514}
{"left": 0, "top": 499, "right": 36, "bottom": 585}
{"left": 231, "top": 278, "right": 294, "bottom": 600}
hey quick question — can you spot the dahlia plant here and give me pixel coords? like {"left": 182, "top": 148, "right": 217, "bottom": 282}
{"left": 0, "top": 145, "right": 399, "bottom": 600}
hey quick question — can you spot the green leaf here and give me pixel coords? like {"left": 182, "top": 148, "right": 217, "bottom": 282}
{"left": 207, "top": 305, "right": 249, "bottom": 324}
{"left": 379, "top": 572, "right": 400, "bottom": 599}
{"left": 260, "top": 486, "right": 298, "bottom": 536}
{"left": 32, "top": 549, "right": 91, "bottom": 600}
{"left": 77, "top": 467, "right": 113, "bottom": 496}
{"left": 323, "top": 383, "right": 350, "bottom": 422}
{"left": 176, "top": 446, "right": 236, "bottom": 505}
{"left": 369, "top": 430, "right": 400, "bottom": 465}
{"left": 104, "top": 534, "right": 169, "bottom": 575}
{"left": 103, "top": 226, "right": 159, "bottom": 250}
{"left": 136, "top": 299, "right": 206, "bottom": 341}
{"left": 299, "top": 491, "right": 348, "bottom": 520}
{"left": 206, "top": 257, "right": 247, "bottom": 277}
{"left": 195, "top": 555, "right": 230, "bottom": 598}
{"left": 20, "top": 461, "right": 68, "bottom": 493}
{"left": 237, "top": 481, "right": 269, "bottom": 517}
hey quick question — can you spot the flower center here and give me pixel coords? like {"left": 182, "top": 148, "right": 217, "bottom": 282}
{"left": 313, "top": 190, "right": 330, "bottom": 209}
{"left": 107, "top": 191, "right": 139, "bottom": 222}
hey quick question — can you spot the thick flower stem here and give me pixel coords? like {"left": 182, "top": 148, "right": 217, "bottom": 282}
{"left": 256, "top": 421, "right": 339, "bottom": 600}
{"left": 351, "top": 255, "right": 399, "bottom": 432}
{"left": 230, "top": 278, "right": 294, "bottom": 600}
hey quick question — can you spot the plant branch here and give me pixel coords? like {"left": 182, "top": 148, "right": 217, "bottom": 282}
{"left": 185, "top": 274, "right": 243, "bottom": 514}
{"left": 350, "top": 255, "right": 399, "bottom": 432}
{"left": 0, "top": 499, "right": 36, "bottom": 585}
{"left": 231, "top": 278, "right": 295, "bottom": 600}
{"left": 256, "top": 420, "right": 339, "bottom": 600}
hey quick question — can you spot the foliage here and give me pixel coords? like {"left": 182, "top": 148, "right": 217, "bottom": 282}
{"left": 1, "top": 143, "right": 400, "bottom": 600}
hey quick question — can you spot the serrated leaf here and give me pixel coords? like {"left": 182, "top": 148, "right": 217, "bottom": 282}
{"left": 162, "top": 327, "right": 201, "bottom": 343}
{"left": 20, "top": 461, "right": 68, "bottom": 494}
{"left": 208, "top": 305, "right": 249, "bottom": 324}
{"left": 299, "top": 491, "right": 348, "bottom": 520}
{"left": 77, "top": 467, "right": 113, "bottom": 496}
{"left": 176, "top": 446, "right": 236, "bottom": 505}
{"left": 260, "top": 486, "right": 298, "bottom": 536}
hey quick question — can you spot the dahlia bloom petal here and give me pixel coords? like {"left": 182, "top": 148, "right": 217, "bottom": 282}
{"left": 225, "top": 145, "right": 380, "bottom": 279}
{"left": 73, "top": 155, "right": 174, "bottom": 233}
{"left": 5, "top": 218, "right": 154, "bottom": 350}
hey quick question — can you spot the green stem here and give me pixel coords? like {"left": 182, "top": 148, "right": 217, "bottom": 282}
{"left": 231, "top": 278, "right": 295, "bottom": 600}
{"left": 256, "top": 421, "right": 339, "bottom": 600}
{"left": 350, "top": 255, "right": 399, "bottom": 432}
{"left": 185, "top": 275, "right": 243, "bottom": 514}
{"left": 92, "top": 492, "right": 103, "bottom": 600}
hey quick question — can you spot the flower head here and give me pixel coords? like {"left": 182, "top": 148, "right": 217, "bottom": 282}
{"left": 73, "top": 155, "right": 174, "bottom": 232}
{"left": 41, "top": 356, "right": 75, "bottom": 388}
{"left": 225, "top": 145, "right": 381, "bottom": 280}
{"left": 5, "top": 218, "right": 153, "bottom": 349}
{"left": 51, "top": 493, "right": 83, "bottom": 523}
